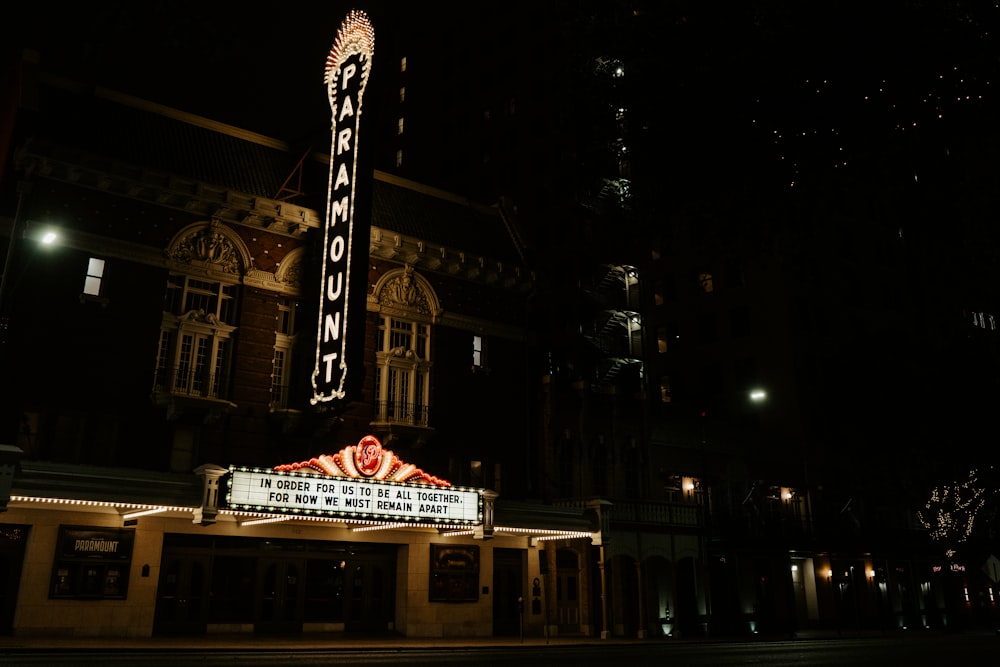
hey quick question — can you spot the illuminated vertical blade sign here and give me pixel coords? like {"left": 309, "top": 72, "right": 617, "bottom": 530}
{"left": 312, "top": 10, "right": 374, "bottom": 404}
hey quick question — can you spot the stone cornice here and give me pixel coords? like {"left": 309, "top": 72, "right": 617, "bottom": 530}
{"left": 16, "top": 139, "right": 321, "bottom": 239}
{"left": 369, "top": 226, "right": 535, "bottom": 293}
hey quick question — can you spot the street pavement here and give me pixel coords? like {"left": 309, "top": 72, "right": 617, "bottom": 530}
{"left": 2, "top": 627, "right": 995, "bottom": 652}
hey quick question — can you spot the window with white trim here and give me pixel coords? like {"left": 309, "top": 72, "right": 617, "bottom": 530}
{"left": 373, "top": 316, "right": 430, "bottom": 426}
{"left": 154, "top": 273, "right": 237, "bottom": 399}
{"left": 271, "top": 297, "right": 298, "bottom": 410}
{"left": 83, "top": 257, "right": 106, "bottom": 296}
{"left": 472, "top": 334, "right": 487, "bottom": 371}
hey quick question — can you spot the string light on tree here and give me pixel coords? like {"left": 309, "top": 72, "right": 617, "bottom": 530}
{"left": 917, "top": 468, "right": 987, "bottom": 550}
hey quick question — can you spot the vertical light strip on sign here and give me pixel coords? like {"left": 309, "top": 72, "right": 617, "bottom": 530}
{"left": 312, "top": 9, "right": 375, "bottom": 403}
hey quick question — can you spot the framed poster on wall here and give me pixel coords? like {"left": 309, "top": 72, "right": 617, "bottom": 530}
{"left": 429, "top": 544, "right": 480, "bottom": 602}
{"left": 49, "top": 526, "right": 134, "bottom": 600}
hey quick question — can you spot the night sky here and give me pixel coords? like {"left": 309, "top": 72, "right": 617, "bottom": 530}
{"left": 7, "top": 3, "right": 1000, "bottom": 193}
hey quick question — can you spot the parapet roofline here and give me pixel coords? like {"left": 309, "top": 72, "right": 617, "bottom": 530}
{"left": 94, "top": 86, "right": 295, "bottom": 153}
{"left": 35, "top": 71, "right": 513, "bottom": 217}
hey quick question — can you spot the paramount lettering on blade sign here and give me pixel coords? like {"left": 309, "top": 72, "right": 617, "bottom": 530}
{"left": 312, "top": 11, "right": 374, "bottom": 404}
{"left": 228, "top": 469, "right": 481, "bottom": 524}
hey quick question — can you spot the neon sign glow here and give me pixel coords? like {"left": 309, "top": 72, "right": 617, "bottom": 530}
{"left": 226, "top": 436, "right": 482, "bottom": 525}
{"left": 312, "top": 10, "right": 375, "bottom": 403}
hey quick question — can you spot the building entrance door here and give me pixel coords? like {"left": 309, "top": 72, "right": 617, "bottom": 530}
{"left": 493, "top": 548, "right": 523, "bottom": 636}
{"left": 0, "top": 525, "right": 29, "bottom": 636}
{"left": 256, "top": 558, "right": 304, "bottom": 634}
{"left": 153, "top": 554, "right": 210, "bottom": 635}
{"left": 154, "top": 534, "right": 396, "bottom": 636}
{"left": 344, "top": 554, "right": 393, "bottom": 632}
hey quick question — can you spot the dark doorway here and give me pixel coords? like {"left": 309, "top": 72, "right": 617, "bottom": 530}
{"left": 0, "top": 525, "right": 29, "bottom": 636}
{"left": 675, "top": 556, "right": 701, "bottom": 637}
{"left": 344, "top": 555, "right": 393, "bottom": 632}
{"left": 556, "top": 548, "right": 581, "bottom": 633}
{"left": 256, "top": 558, "right": 304, "bottom": 634}
{"left": 153, "top": 534, "right": 396, "bottom": 636}
{"left": 492, "top": 548, "right": 522, "bottom": 636}
{"left": 153, "top": 554, "right": 211, "bottom": 635}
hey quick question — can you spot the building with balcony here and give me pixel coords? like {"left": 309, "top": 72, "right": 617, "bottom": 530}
{"left": 0, "top": 48, "right": 603, "bottom": 639}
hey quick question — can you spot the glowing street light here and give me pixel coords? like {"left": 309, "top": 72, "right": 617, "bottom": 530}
{"left": 749, "top": 388, "right": 767, "bottom": 402}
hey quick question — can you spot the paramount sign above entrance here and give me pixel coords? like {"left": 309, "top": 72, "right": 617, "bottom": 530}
{"left": 226, "top": 436, "right": 482, "bottom": 526}
{"left": 312, "top": 9, "right": 375, "bottom": 404}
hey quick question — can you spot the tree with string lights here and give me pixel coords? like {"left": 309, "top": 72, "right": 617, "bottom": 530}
{"left": 917, "top": 468, "right": 990, "bottom": 558}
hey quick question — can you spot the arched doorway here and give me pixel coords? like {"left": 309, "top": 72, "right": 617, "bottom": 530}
{"left": 608, "top": 554, "right": 639, "bottom": 637}
{"left": 675, "top": 556, "right": 702, "bottom": 637}
{"left": 643, "top": 555, "right": 675, "bottom": 637}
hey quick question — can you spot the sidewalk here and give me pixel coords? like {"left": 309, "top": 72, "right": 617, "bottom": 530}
{"left": 1, "top": 627, "right": 964, "bottom": 652}
{"left": 0, "top": 632, "right": 643, "bottom": 652}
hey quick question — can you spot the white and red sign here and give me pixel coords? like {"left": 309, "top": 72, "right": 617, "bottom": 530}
{"left": 227, "top": 435, "right": 482, "bottom": 525}
{"left": 312, "top": 10, "right": 375, "bottom": 404}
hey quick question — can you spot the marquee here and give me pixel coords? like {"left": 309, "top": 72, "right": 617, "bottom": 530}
{"left": 226, "top": 435, "right": 482, "bottom": 526}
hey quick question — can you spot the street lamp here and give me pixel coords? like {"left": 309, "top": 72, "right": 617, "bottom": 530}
{"left": 1, "top": 222, "right": 60, "bottom": 312}
{"left": 749, "top": 388, "right": 767, "bottom": 403}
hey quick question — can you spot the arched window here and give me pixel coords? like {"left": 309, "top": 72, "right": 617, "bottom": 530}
{"left": 371, "top": 267, "right": 439, "bottom": 427}
{"left": 155, "top": 222, "right": 250, "bottom": 403}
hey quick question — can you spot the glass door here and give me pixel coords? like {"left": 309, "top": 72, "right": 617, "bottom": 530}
{"left": 153, "top": 554, "right": 210, "bottom": 635}
{"left": 255, "top": 558, "right": 304, "bottom": 634}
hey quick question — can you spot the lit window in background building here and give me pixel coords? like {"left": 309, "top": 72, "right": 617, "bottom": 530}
{"left": 657, "top": 328, "right": 668, "bottom": 353}
{"left": 472, "top": 334, "right": 486, "bottom": 370}
{"left": 83, "top": 257, "right": 105, "bottom": 296}
{"left": 659, "top": 376, "right": 671, "bottom": 403}
{"left": 698, "top": 272, "right": 714, "bottom": 293}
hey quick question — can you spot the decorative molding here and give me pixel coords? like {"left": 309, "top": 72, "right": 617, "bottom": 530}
{"left": 369, "top": 225, "right": 534, "bottom": 293}
{"left": 17, "top": 140, "right": 321, "bottom": 240}
{"left": 369, "top": 266, "right": 442, "bottom": 319}
{"left": 165, "top": 220, "right": 251, "bottom": 276}
{"left": 273, "top": 246, "right": 306, "bottom": 290}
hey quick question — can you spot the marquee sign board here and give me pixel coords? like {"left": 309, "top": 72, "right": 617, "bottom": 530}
{"left": 227, "top": 468, "right": 483, "bottom": 525}
{"left": 312, "top": 9, "right": 375, "bottom": 404}
{"left": 226, "top": 435, "right": 482, "bottom": 525}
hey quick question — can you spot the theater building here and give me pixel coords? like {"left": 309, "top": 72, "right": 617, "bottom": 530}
{"left": 0, "top": 30, "right": 600, "bottom": 638}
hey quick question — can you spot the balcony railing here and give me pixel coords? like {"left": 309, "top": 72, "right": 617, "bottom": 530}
{"left": 554, "top": 498, "right": 703, "bottom": 530}
{"left": 153, "top": 365, "right": 228, "bottom": 399}
{"left": 373, "top": 400, "right": 430, "bottom": 427}
{"left": 270, "top": 384, "right": 290, "bottom": 410}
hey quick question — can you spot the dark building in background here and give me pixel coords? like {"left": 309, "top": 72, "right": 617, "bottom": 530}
{"left": 0, "top": 42, "right": 594, "bottom": 638}
{"left": 371, "top": 1, "right": 1000, "bottom": 636}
